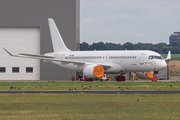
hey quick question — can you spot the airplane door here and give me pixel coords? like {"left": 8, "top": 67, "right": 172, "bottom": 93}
{"left": 139, "top": 54, "right": 145, "bottom": 65}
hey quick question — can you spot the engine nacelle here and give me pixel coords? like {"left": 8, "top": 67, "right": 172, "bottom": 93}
{"left": 83, "top": 65, "right": 104, "bottom": 78}
{"left": 136, "top": 71, "right": 153, "bottom": 79}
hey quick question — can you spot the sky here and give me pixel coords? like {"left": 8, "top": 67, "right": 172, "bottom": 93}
{"left": 80, "top": 0, "right": 180, "bottom": 45}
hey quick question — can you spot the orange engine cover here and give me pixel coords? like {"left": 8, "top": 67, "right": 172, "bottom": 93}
{"left": 146, "top": 72, "right": 153, "bottom": 79}
{"left": 83, "top": 65, "right": 104, "bottom": 78}
{"left": 93, "top": 65, "right": 104, "bottom": 78}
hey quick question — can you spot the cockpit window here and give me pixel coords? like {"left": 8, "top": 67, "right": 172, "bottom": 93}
{"left": 149, "top": 55, "right": 163, "bottom": 60}
{"left": 149, "top": 56, "right": 154, "bottom": 59}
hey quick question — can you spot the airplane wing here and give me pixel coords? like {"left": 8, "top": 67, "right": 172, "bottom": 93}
{"left": 3, "top": 48, "right": 113, "bottom": 69}
{"left": 3, "top": 47, "right": 84, "bottom": 64}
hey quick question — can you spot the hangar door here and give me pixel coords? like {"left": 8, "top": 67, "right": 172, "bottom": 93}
{"left": 0, "top": 28, "right": 40, "bottom": 80}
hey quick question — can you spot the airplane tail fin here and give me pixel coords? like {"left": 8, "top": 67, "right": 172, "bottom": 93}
{"left": 48, "top": 18, "right": 70, "bottom": 52}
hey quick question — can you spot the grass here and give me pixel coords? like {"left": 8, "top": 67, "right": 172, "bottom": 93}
{"left": 161, "top": 54, "right": 180, "bottom": 63}
{"left": 1, "top": 81, "right": 180, "bottom": 91}
{"left": 1, "top": 82, "right": 180, "bottom": 119}
{"left": 0, "top": 93, "right": 180, "bottom": 120}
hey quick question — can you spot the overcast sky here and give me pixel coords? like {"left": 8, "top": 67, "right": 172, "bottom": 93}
{"left": 80, "top": 0, "right": 180, "bottom": 45}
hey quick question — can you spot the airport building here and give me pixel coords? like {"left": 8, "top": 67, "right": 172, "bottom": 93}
{"left": 0, "top": 0, "right": 80, "bottom": 80}
{"left": 169, "top": 32, "right": 180, "bottom": 44}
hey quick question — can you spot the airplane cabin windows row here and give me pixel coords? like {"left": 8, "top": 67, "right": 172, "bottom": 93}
{"left": 65, "top": 56, "right": 137, "bottom": 59}
{"left": 109, "top": 56, "right": 136, "bottom": 59}
{"left": 0, "top": 67, "right": 33, "bottom": 73}
{"left": 65, "top": 56, "right": 102, "bottom": 59}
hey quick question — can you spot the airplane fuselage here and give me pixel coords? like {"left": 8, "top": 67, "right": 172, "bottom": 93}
{"left": 50, "top": 50, "right": 167, "bottom": 74}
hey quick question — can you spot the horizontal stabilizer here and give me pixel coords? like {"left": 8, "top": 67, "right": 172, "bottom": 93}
{"left": 3, "top": 48, "right": 16, "bottom": 56}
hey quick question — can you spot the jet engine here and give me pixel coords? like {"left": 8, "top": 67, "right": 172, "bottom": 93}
{"left": 136, "top": 71, "right": 153, "bottom": 79}
{"left": 83, "top": 65, "right": 104, "bottom": 78}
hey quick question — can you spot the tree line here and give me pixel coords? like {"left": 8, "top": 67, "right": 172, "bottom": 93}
{"left": 80, "top": 42, "right": 180, "bottom": 54}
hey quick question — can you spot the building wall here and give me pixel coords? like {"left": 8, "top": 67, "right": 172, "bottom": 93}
{"left": 0, "top": 0, "right": 80, "bottom": 80}
{"left": 169, "top": 32, "right": 180, "bottom": 44}
{"left": 0, "top": 27, "right": 40, "bottom": 80}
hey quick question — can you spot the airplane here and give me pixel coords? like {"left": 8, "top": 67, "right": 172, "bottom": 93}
{"left": 3, "top": 18, "right": 171, "bottom": 79}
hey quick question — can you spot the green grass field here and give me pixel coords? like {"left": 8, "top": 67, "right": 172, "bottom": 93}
{"left": 1, "top": 82, "right": 180, "bottom": 119}
{"left": 0, "top": 81, "right": 180, "bottom": 91}
{"left": 161, "top": 54, "right": 180, "bottom": 63}
{"left": 0, "top": 93, "right": 180, "bottom": 120}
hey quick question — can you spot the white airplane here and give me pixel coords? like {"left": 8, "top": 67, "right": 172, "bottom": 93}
{"left": 3, "top": 18, "right": 171, "bottom": 79}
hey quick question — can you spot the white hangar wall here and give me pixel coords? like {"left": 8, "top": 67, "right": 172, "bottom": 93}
{"left": 0, "top": 28, "right": 40, "bottom": 80}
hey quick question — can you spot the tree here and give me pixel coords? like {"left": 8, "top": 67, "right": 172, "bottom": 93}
{"left": 80, "top": 42, "right": 90, "bottom": 50}
{"left": 155, "top": 43, "right": 167, "bottom": 53}
{"left": 122, "top": 42, "right": 134, "bottom": 50}
{"left": 79, "top": 41, "right": 180, "bottom": 54}
{"left": 162, "top": 47, "right": 169, "bottom": 54}
{"left": 105, "top": 43, "right": 121, "bottom": 50}
{"left": 90, "top": 42, "right": 107, "bottom": 50}
{"left": 133, "top": 45, "right": 139, "bottom": 50}
{"left": 171, "top": 46, "right": 180, "bottom": 54}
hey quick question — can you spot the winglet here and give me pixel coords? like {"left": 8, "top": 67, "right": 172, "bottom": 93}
{"left": 165, "top": 51, "right": 171, "bottom": 60}
{"left": 2, "top": 48, "right": 15, "bottom": 56}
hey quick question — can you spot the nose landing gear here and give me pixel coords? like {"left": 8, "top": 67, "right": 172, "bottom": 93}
{"left": 152, "top": 71, "right": 158, "bottom": 82}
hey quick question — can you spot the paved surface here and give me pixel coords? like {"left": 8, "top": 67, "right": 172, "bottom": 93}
{"left": 0, "top": 90, "right": 180, "bottom": 94}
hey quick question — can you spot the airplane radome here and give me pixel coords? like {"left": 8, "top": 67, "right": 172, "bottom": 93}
{"left": 3, "top": 18, "right": 171, "bottom": 79}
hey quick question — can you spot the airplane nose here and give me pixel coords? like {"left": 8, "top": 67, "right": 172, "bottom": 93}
{"left": 157, "top": 60, "right": 167, "bottom": 70}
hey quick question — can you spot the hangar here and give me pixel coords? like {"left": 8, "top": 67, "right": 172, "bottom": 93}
{"left": 0, "top": 0, "right": 80, "bottom": 80}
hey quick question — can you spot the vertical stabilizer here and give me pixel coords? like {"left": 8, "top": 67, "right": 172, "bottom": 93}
{"left": 48, "top": 18, "right": 70, "bottom": 52}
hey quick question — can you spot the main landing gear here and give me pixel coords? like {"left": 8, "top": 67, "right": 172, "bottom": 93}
{"left": 116, "top": 74, "right": 125, "bottom": 82}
